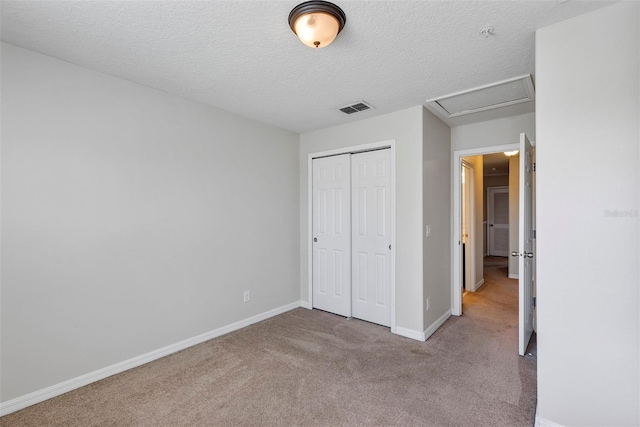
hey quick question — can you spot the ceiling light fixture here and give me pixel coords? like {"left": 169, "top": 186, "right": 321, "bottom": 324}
{"left": 289, "top": 1, "right": 346, "bottom": 48}
{"left": 504, "top": 150, "right": 519, "bottom": 156}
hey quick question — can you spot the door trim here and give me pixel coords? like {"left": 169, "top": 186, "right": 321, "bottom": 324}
{"left": 461, "top": 160, "right": 476, "bottom": 292}
{"left": 451, "top": 143, "right": 518, "bottom": 316}
{"left": 307, "top": 140, "right": 396, "bottom": 333}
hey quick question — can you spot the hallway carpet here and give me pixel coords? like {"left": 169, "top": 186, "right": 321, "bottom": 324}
{"left": 3, "top": 268, "right": 536, "bottom": 426}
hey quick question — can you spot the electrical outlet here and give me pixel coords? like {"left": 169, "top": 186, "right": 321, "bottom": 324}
{"left": 426, "top": 297, "right": 430, "bottom": 311}
{"left": 425, "top": 225, "right": 431, "bottom": 237}
{"left": 243, "top": 290, "right": 250, "bottom": 303}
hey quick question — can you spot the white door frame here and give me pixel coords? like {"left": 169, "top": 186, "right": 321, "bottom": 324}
{"left": 307, "top": 140, "right": 397, "bottom": 333}
{"left": 451, "top": 143, "right": 518, "bottom": 316}
{"left": 461, "top": 160, "right": 476, "bottom": 292}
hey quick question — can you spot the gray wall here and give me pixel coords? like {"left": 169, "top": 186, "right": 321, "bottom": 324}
{"left": 536, "top": 2, "right": 639, "bottom": 425}
{"left": 1, "top": 43, "right": 300, "bottom": 402}
{"left": 451, "top": 113, "right": 535, "bottom": 152}
{"left": 422, "top": 108, "right": 451, "bottom": 330}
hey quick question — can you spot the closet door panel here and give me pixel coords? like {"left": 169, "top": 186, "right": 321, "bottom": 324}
{"left": 312, "top": 154, "right": 352, "bottom": 317}
{"left": 351, "top": 150, "right": 391, "bottom": 326}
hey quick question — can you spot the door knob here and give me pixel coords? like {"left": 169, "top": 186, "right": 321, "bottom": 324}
{"left": 490, "top": 224, "right": 494, "bottom": 227}
{"left": 511, "top": 251, "right": 519, "bottom": 257}
{"left": 389, "top": 245, "right": 391, "bottom": 250}
{"left": 313, "top": 237, "right": 317, "bottom": 242}
{"left": 525, "top": 252, "right": 534, "bottom": 258}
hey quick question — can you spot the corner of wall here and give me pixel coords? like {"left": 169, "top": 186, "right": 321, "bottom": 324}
{"left": 421, "top": 107, "right": 452, "bottom": 332}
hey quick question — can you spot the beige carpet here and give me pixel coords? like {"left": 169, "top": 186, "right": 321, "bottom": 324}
{"left": 2, "top": 265, "right": 536, "bottom": 426}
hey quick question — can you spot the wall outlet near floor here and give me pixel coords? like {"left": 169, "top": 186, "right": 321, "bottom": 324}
{"left": 243, "top": 290, "right": 250, "bottom": 303}
{"left": 425, "top": 225, "right": 431, "bottom": 237}
{"left": 426, "top": 297, "right": 430, "bottom": 311}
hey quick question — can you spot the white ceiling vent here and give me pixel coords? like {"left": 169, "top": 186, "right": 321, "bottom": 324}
{"left": 339, "top": 101, "right": 374, "bottom": 115}
{"left": 425, "top": 75, "right": 535, "bottom": 120}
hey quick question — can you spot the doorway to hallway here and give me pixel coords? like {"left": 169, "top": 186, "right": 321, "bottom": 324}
{"left": 453, "top": 134, "right": 536, "bottom": 355}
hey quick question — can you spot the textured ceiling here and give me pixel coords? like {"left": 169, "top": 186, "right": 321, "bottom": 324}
{"left": 0, "top": 0, "right": 615, "bottom": 133}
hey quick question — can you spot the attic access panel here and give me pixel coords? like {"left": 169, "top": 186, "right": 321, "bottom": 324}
{"left": 425, "top": 75, "right": 535, "bottom": 119}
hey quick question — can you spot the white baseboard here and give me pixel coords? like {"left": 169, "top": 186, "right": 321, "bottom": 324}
{"left": 394, "top": 326, "right": 426, "bottom": 341}
{"left": 0, "top": 300, "right": 302, "bottom": 417}
{"left": 535, "top": 415, "right": 564, "bottom": 427}
{"left": 508, "top": 274, "right": 519, "bottom": 279}
{"left": 472, "top": 278, "right": 485, "bottom": 292}
{"left": 424, "top": 309, "right": 452, "bottom": 341}
{"left": 394, "top": 309, "right": 452, "bottom": 342}
{"left": 300, "top": 300, "right": 312, "bottom": 309}
{"left": 534, "top": 402, "right": 566, "bottom": 426}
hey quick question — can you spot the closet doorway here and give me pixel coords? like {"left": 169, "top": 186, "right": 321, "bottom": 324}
{"left": 308, "top": 142, "right": 396, "bottom": 329}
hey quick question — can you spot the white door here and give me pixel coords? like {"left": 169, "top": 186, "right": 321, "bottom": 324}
{"left": 462, "top": 161, "right": 475, "bottom": 291}
{"left": 351, "top": 149, "right": 392, "bottom": 327}
{"left": 488, "top": 187, "right": 509, "bottom": 257}
{"left": 518, "top": 133, "right": 534, "bottom": 355}
{"left": 312, "top": 154, "right": 351, "bottom": 317}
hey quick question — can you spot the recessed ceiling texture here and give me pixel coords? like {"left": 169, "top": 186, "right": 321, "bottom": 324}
{"left": 0, "top": 1, "right": 615, "bottom": 133}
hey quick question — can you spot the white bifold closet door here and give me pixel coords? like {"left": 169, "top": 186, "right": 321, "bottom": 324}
{"left": 311, "top": 149, "right": 391, "bottom": 327}
{"left": 312, "top": 154, "right": 352, "bottom": 317}
{"left": 351, "top": 150, "right": 392, "bottom": 327}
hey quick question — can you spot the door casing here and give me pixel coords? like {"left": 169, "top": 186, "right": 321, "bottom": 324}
{"left": 307, "top": 140, "right": 397, "bottom": 334}
{"left": 461, "top": 160, "right": 476, "bottom": 292}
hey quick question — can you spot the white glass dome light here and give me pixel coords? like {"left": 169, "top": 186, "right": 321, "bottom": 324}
{"left": 289, "top": 1, "right": 346, "bottom": 49}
